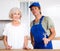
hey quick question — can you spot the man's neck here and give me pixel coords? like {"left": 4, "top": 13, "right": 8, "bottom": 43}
{"left": 35, "top": 14, "right": 42, "bottom": 22}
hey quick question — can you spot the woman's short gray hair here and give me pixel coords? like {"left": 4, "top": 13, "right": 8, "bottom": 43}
{"left": 9, "top": 7, "right": 22, "bottom": 18}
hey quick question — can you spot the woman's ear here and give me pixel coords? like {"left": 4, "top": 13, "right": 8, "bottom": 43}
{"left": 20, "top": 13, "right": 22, "bottom": 19}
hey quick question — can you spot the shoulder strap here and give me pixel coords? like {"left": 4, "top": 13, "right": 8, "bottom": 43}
{"left": 39, "top": 16, "right": 44, "bottom": 23}
{"left": 33, "top": 20, "right": 35, "bottom": 25}
{"left": 32, "top": 16, "right": 45, "bottom": 25}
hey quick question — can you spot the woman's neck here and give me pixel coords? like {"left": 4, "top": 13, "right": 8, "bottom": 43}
{"left": 35, "top": 14, "right": 42, "bottom": 22}
{"left": 12, "top": 20, "right": 20, "bottom": 26}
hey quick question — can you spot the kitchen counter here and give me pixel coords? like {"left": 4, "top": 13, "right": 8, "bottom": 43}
{"left": 0, "top": 36, "right": 3, "bottom": 40}
{"left": 0, "top": 36, "right": 60, "bottom": 40}
{"left": 0, "top": 36, "right": 60, "bottom": 49}
{"left": 0, "top": 49, "right": 60, "bottom": 51}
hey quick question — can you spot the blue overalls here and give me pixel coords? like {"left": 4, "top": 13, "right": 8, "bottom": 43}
{"left": 31, "top": 16, "right": 53, "bottom": 49}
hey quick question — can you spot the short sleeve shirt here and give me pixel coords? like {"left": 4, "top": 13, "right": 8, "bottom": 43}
{"left": 3, "top": 22, "right": 28, "bottom": 49}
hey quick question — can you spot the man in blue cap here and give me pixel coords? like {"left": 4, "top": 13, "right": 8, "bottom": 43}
{"left": 29, "top": 2, "right": 56, "bottom": 49}
{"left": 29, "top": 2, "right": 40, "bottom": 8}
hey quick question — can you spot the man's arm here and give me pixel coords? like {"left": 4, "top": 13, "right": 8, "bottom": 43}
{"left": 30, "top": 33, "right": 34, "bottom": 46}
{"left": 43, "top": 27, "right": 56, "bottom": 45}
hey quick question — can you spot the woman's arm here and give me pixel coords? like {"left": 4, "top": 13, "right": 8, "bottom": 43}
{"left": 24, "top": 36, "right": 29, "bottom": 49}
{"left": 3, "top": 36, "right": 12, "bottom": 49}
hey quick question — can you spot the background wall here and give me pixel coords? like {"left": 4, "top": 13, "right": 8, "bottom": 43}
{"left": 0, "top": 0, "right": 20, "bottom": 20}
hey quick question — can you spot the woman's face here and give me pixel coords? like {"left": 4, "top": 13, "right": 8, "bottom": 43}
{"left": 31, "top": 6, "right": 41, "bottom": 16}
{"left": 12, "top": 10, "right": 21, "bottom": 21}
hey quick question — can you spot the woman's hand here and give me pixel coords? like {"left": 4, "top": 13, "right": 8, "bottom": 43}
{"left": 6, "top": 45, "right": 12, "bottom": 50}
{"left": 43, "top": 38, "right": 50, "bottom": 46}
{"left": 23, "top": 46, "right": 31, "bottom": 50}
{"left": 3, "top": 36, "right": 12, "bottom": 49}
{"left": 23, "top": 36, "right": 31, "bottom": 50}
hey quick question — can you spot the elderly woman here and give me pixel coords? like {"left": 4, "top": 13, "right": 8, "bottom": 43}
{"left": 29, "top": 2, "right": 56, "bottom": 49}
{"left": 3, "top": 7, "right": 29, "bottom": 49}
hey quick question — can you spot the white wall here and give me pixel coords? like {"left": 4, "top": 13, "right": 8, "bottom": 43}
{"left": 0, "top": 0, "right": 20, "bottom": 20}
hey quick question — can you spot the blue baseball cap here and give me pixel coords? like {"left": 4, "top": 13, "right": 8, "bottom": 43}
{"left": 29, "top": 2, "right": 40, "bottom": 8}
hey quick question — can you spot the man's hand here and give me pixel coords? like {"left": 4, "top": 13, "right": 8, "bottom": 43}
{"left": 43, "top": 38, "right": 50, "bottom": 46}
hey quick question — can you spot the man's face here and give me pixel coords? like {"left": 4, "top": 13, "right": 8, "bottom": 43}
{"left": 30, "top": 6, "right": 40, "bottom": 16}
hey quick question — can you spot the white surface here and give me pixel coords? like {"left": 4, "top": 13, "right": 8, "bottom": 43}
{"left": 52, "top": 40, "right": 60, "bottom": 49}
